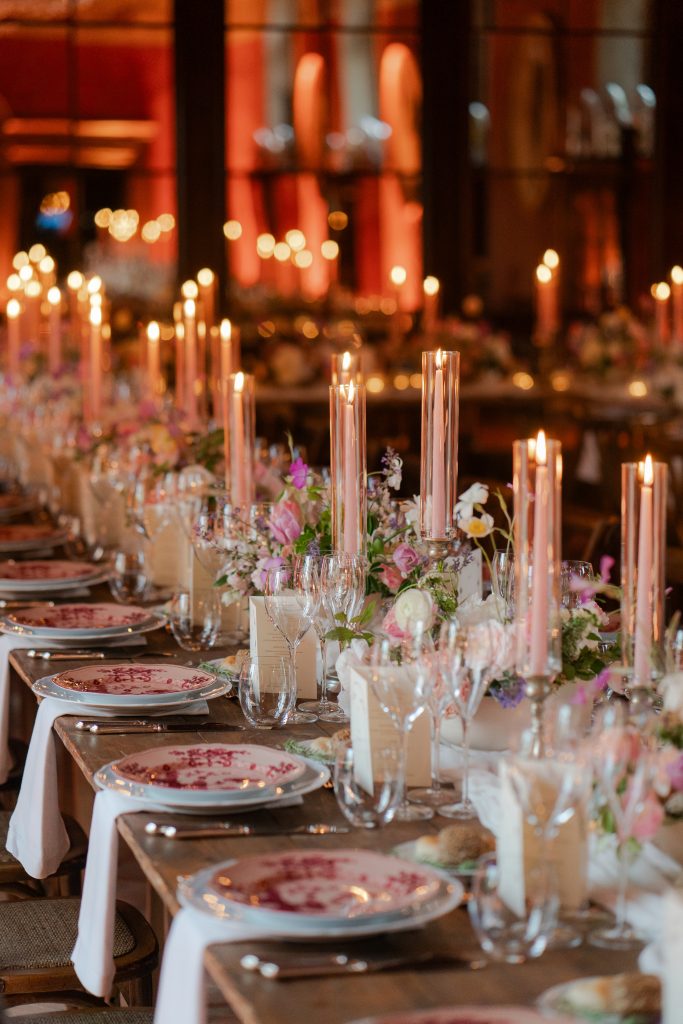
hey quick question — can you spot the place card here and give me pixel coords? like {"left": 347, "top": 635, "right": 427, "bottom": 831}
{"left": 248, "top": 596, "right": 317, "bottom": 699}
{"left": 144, "top": 508, "right": 191, "bottom": 589}
{"left": 497, "top": 761, "right": 588, "bottom": 915}
{"left": 347, "top": 664, "right": 431, "bottom": 794}
{"left": 458, "top": 547, "right": 483, "bottom": 602}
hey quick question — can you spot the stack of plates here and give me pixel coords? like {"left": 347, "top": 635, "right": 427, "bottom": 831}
{"left": 0, "top": 602, "right": 163, "bottom": 644}
{"left": 33, "top": 662, "right": 229, "bottom": 712}
{"left": 0, "top": 524, "right": 69, "bottom": 552}
{"left": 95, "top": 743, "right": 329, "bottom": 813}
{"left": 0, "top": 494, "right": 37, "bottom": 521}
{"left": 180, "top": 848, "right": 463, "bottom": 937}
{"left": 0, "top": 559, "right": 108, "bottom": 595}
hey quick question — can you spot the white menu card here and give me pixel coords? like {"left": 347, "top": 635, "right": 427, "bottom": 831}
{"left": 249, "top": 596, "right": 318, "bottom": 699}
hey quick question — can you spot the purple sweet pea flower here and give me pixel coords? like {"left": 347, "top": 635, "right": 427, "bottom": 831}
{"left": 667, "top": 753, "right": 683, "bottom": 792}
{"left": 393, "top": 542, "right": 420, "bottom": 576}
{"left": 289, "top": 456, "right": 308, "bottom": 490}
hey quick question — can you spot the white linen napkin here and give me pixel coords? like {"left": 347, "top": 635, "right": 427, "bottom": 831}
{"left": 6, "top": 695, "right": 209, "bottom": 878}
{"left": 72, "top": 787, "right": 304, "bottom": 998}
{"left": 154, "top": 907, "right": 271, "bottom": 1024}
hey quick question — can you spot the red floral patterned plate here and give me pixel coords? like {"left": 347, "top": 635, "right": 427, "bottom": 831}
{"left": 51, "top": 663, "right": 218, "bottom": 705}
{"left": 112, "top": 743, "right": 306, "bottom": 793}
{"left": 3, "top": 602, "right": 155, "bottom": 637}
{"left": 0, "top": 524, "right": 68, "bottom": 552}
{"left": 0, "top": 494, "right": 36, "bottom": 520}
{"left": 0, "top": 560, "right": 104, "bottom": 591}
{"left": 349, "top": 1009, "right": 575, "bottom": 1024}
{"left": 210, "top": 849, "right": 445, "bottom": 925}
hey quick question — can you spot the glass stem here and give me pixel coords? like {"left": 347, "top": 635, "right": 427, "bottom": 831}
{"left": 319, "top": 636, "right": 329, "bottom": 706}
{"left": 461, "top": 718, "right": 470, "bottom": 806}
{"left": 401, "top": 726, "right": 411, "bottom": 807}
{"left": 615, "top": 842, "right": 630, "bottom": 933}
{"left": 432, "top": 713, "right": 442, "bottom": 792}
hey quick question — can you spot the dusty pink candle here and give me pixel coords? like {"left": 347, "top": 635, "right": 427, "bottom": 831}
{"left": 671, "top": 267, "right": 683, "bottom": 344}
{"left": 232, "top": 372, "right": 247, "bottom": 507}
{"left": 183, "top": 299, "right": 199, "bottom": 430}
{"left": 654, "top": 283, "right": 671, "bottom": 346}
{"left": 6, "top": 299, "right": 21, "bottom": 381}
{"left": 343, "top": 381, "right": 359, "bottom": 553}
{"left": 89, "top": 306, "right": 103, "bottom": 424}
{"left": 431, "top": 350, "right": 446, "bottom": 537}
{"left": 47, "top": 287, "right": 61, "bottom": 376}
{"left": 146, "top": 321, "right": 161, "bottom": 403}
{"left": 633, "top": 455, "right": 654, "bottom": 685}
{"left": 529, "top": 430, "right": 549, "bottom": 676}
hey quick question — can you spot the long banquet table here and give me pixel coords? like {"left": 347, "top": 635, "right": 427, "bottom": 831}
{"left": 6, "top": 597, "right": 638, "bottom": 1023}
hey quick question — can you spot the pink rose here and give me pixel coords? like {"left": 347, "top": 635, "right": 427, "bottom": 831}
{"left": 379, "top": 563, "right": 403, "bottom": 592}
{"left": 269, "top": 500, "right": 303, "bottom": 545}
{"left": 631, "top": 793, "right": 665, "bottom": 843}
{"left": 381, "top": 604, "right": 408, "bottom": 641}
{"left": 393, "top": 543, "right": 420, "bottom": 577}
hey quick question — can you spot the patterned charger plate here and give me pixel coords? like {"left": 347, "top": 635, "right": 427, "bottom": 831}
{"left": 51, "top": 663, "right": 220, "bottom": 705}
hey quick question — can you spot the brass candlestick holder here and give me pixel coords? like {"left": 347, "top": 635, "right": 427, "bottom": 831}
{"left": 524, "top": 674, "right": 554, "bottom": 759}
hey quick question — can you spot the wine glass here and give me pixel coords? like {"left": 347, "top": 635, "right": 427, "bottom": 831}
{"left": 588, "top": 707, "right": 658, "bottom": 950}
{"left": 367, "top": 637, "right": 434, "bottom": 822}
{"left": 168, "top": 589, "right": 221, "bottom": 651}
{"left": 491, "top": 549, "right": 515, "bottom": 616}
{"left": 263, "top": 564, "right": 319, "bottom": 725}
{"left": 295, "top": 555, "right": 347, "bottom": 724}
{"left": 437, "top": 618, "right": 493, "bottom": 820}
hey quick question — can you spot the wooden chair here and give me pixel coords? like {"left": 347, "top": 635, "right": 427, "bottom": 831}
{"left": 0, "top": 898, "right": 158, "bottom": 1007}
{"left": 0, "top": 812, "right": 88, "bottom": 899}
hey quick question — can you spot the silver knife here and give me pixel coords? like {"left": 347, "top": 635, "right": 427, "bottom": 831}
{"left": 27, "top": 650, "right": 175, "bottom": 660}
{"left": 243, "top": 950, "right": 485, "bottom": 979}
{"left": 77, "top": 720, "right": 244, "bottom": 735}
{"left": 144, "top": 821, "right": 349, "bottom": 839}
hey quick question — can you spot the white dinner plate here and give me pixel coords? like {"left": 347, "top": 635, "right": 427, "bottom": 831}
{"left": 179, "top": 857, "right": 462, "bottom": 938}
{"left": 94, "top": 751, "right": 329, "bottom": 810}
{"left": 0, "top": 559, "right": 108, "bottom": 593}
{"left": 33, "top": 674, "right": 230, "bottom": 711}
{"left": 49, "top": 662, "right": 221, "bottom": 706}
{"left": 1, "top": 602, "right": 161, "bottom": 639}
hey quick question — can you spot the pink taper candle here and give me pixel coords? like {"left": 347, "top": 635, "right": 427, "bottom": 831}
{"left": 431, "top": 349, "right": 446, "bottom": 537}
{"left": 529, "top": 430, "right": 549, "bottom": 675}
{"left": 343, "top": 380, "right": 359, "bottom": 553}
{"left": 671, "top": 266, "right": 683, "bottom": 344}
{"left": 221, "top": 321, "right": 232, "bottom": 493}
{"left": 146, "top": 321, "right": 161, "bottom": 403}
{"left": 175, "top": 322, "right": 185, "bottom": 414}
{"left": 654, "top": 282, "right": 671, "bottom": 346}
{"left": 47, "top": 286, "right": 61, "bottom": 376}
{"left": 6, "top": 298, "right": 21, "bottom": 381}
{"left": 232, "top": 371, "right": 247, "bottom": 507}
{"left": 89, "top": 305, "right": 103, "bottom": 425}
{"left": 183, "top": 299, "right": 199, "bottom": 430}
{"left": 633, "top": 455, "right": 654, "bottom": 685}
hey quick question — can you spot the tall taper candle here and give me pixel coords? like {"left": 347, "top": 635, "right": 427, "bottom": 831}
{"left": 183, "top": 299, "right": 199, "bottom": 430}
{"left": 47, "top": 286, "right": 62, "bottom": 376}
{"left": 633, "top": 454, "right": 654, "bottom": 685}
{"left": 6, "top": 298, "right": 21, "bottom": 381}
{"left": 529, "top": 430, "right": 549, "bottom": 675}
{"left": 343, "top": 381, "right": 359, "bottom": 554}
{"left": 146, "top": 321, "right": 161, "bottom": 403}
{"left": 89, "top": 305, "right": 103, "bottom": 425}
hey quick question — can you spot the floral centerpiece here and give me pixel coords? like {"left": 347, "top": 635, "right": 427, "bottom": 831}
{"left": 566, "top": 308, "right": 652, "bottom": 377}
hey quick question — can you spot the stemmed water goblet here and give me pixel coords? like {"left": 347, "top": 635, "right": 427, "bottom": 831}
{"left": 437, "top": 618, "right": 494, "bottom": 820}
{"left": 367, "top": 636, "right": 434, "bottom": 822}
{"left": 295, "top": 554, "right": 347, "bottom": 723}
{"left": 263, "top": 563, "right": 319, "bottom": 725}
{"left": 588, "top": 704, "right": 658, "bottom": 950}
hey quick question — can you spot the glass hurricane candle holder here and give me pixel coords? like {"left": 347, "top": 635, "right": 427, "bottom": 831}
{"left": 419, "top": 349, "right": 460, "bottom": 543}
{"left": 513, "top": 432, "right": 562, "bottom": 756}
{"left": 330, "top": 381, "right": 367, "bottom": 556}
{"left": 620, "top": 458, "right": 667, "bottom": 695}
{"left": 225, "top": 371, "right": 255, "bottom": 509}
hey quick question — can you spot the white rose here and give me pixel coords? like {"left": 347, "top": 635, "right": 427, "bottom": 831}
{"left": 662, "top": 672, "right": 683, "bottom": 715}
{"left": 465, "top": 619, "right": 516, "bottom": 675}
{"left": 456, "top": 593, "right": 504, "bottom": 628}
{"left": 394, "top": 588, "right": 434, "bottom": 633}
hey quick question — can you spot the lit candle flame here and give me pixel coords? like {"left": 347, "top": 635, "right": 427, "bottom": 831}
{"left": 183, "top": 299, "right": 196, "bottom": 319}
{"left": 6, "top": 299, "right": 20, "bottom": 319}
{"left": 643, "top": 454, "right": 654, "bottom": 486}
{"left": 423, "top": 275, "right": 440, "bottom": 296}
{"left": 536, "top": 429, "right": 547, "bottom": 466}
{"left": 66, "top": 271, "right": 83, "bottom": 291}
{"left": 181, "top": 279, "right": 198, "bottom": 300}
{"left": 536, "top": 264, "right": 552, "bottom": 284}
{"left": 47, "top": 286, "right": 61, "bottom": 306}
{"left": 197, "top": 267, "right": 214, "bottom": 287}
{"left": 87, "top": 275, "right": 102, "bottom": 294}
{"left": 542, "top": 249, "right": 560, "bottom": 269}
{"left": 435, "top": 348, "right": 443, "bottom": 370}
{"left": 672, "top": 266, "right": 683, "bottom": 286}
{"left": 342, "top": 350, "right": 351, "bottom": 371}
{"left": 234, "top": 371, "right": 245, "bottom": 393}
{"left": 220, "top": 319, "right": 232, "bottom": 341}
{"left": 147, "top": 321, "right": 160, "bottom": 343}
{"left": 390, "top": 265, "right": 407, "bottom": 288}
{"left": 347, "top": 379, "right": 355, "bottom": 404}
{"left": 655, "top": 282, "right": 671, "bottom": 301}
{"left": 89, "top": 305, "right": 102, "bottom": 327}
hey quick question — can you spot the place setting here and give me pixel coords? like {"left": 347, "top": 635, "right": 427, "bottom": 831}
{"left": 0, "top": 557, "right": 109, "bottom": 596}
{"left": 0, "top": 522, "right": 70, "bottom": 553}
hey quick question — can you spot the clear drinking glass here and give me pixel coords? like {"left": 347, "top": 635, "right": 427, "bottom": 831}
{"left": 401, "top": 623, "right": 453, "bottom": 808}
{"left": 168, "top": 589, "right": 221, "bottom": 651}
{"left": 108, "top": 549, "right": 149, "bottom": 603}
{"left": 437, "top": 619, "right": 493, "bottom": 820}
{"left": 368, "top": 637, "right": 434, "bottom": 822}
{"left": 238, "top": 657, "right": 296, "bottom": 729}
{"left": 491, "top": 549, "right": 515, "bottom": 614}
{"left": 334, "top": 741, "right": 403, "bottom": 828}
{"left": 561, "top": 560, "right": 595, "bottom": 609}
{"left": 264, "top": 564, "right": 319, "bottom": 725}
{"left": 469, "top": 853, "right": 559, "bottom": 963}
{"left": 295, "top": 554, "right": 348, "bottom": 724}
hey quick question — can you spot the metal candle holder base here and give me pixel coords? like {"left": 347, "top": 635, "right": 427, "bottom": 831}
{"left": 524, "top": 674, "right": 554, "bottom": 758}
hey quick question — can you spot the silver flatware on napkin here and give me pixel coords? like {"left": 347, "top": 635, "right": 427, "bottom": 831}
{"left": 240, "top": 950, "right": 486, "bottom": 979}
{"left": 75, "top": 719, "right": 243, "bottom": 735}
{"left": 144, "top": 821, "right": 349, "bottom": 839}
{"left": 26, "top": 649, "right": 175, "bottom": 660}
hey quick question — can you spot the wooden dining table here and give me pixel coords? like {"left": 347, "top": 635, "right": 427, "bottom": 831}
{"left": 6, "top": 595, "right": 638, "bottom": 1024}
